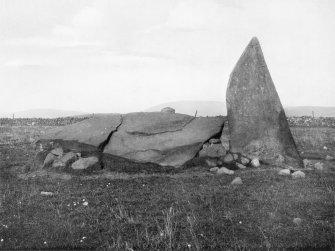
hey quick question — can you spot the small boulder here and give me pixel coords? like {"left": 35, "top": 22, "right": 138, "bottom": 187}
{"left": 71, "top": 157, "right": 99, "bottom": 170}
{"left": 275, "top": 154, "right": 285, "bottom": 165}
{"left": 314, "top": 162, "right": 324, "bottom": 170}
{"left": 43, "top": 153, "right": 57, "bottom": 167}
{"left": 209, "top": 167, "right": 219, "bottom": 172}
{"left": 303, "top": 159, "right": 312, "bottom": 168}
{"left": 231, "top": 177, "right": 243, "bottom": 185}
{"left": 217, "top": 167, "right": 234, "bottom": 175}
{"left": 52, "top": 152, "right": 78, "bottom": 169}
{"left": 240, "top": 156, "right": 250, "bottom": 165}
{"left": 325, "top": 155, "right": 334, "bottom": 161}
{"left": 202, "top": 143, "right": 210, "bottom": 149}
{"left": 40, "top": 191, "right": 54, "bottom": 196}
{"left": 51, "top": 147, "right": 63, "bottom": 157}
{"left": 251, "top": 158, "right": 260, "bottom": 167}
{"left": 223, "top": 153, "right": 234, "bottom": 163}
{"left": 278, "top": 169, "right": 291, "bottom": 176}
{"left": 292, "top": 171, "right": 305, "bottom": 179}
{"left": 233, "top": 153, "right": 239, "bottom": 160}
{"left": 236, "top": 163, "right": 247, "bottom": 169}
{"left": 199, "top": 144, "right": 226, "bottom": 158}
{"left": 293, "top": 217, "right": 302, "bottom": 225}
{"left": 209, "top": 138, "right": 221, "bottom": 144}
{"left": 160, "top": 107, "right": 175, "bottom": 114}
{"left": 206, "top": 159, "right": 217, "bottom": 167}
{"left": 220, "top": 133, "right": 230, "bottom": 151}
{"left": 323, "top": 146, "right": 328, "bottom": 150}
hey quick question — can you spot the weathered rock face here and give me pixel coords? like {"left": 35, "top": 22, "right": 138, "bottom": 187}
{"left": 37, "top": 114, "right": 122, "bottom": 152}
{"left": 199, "top": 143, "right": 226, "bottom": 158}
{"left": 103, "top": 112, "right": 224, "bottom": 167}
{"left": 225, "top": 37, "right": 302, "bottom": 167}
{"left": 37, "top": 112, "right": 224, "bottom": 168}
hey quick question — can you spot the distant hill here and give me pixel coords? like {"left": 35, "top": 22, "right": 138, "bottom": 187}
{"left": 0, "top": 109, "right": 88, "bottom": 118}
{"left": 145, "top": 101, "right": 335, "bottom": 117}
{"left": 284, "top": 106, "right": 335, "bottom": 117}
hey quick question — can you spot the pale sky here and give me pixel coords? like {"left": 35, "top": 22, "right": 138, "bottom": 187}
{"left": 0, "top": 0, "right": 334, "bottom": 114}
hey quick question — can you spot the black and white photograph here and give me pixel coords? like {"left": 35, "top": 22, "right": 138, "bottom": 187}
{"left": 0, "top": 0, "right": 334, "bottom": 250}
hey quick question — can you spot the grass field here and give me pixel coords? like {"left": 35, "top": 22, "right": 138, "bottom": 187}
{"left": 0, "top": 126, "right": 334, "bottom": 250}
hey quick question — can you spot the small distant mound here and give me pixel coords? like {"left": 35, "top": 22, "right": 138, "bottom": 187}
{"left": 160, "top": 107, "right": 175, "bottom": 114}
{"left": 145, "top": 101, "right": 226, "bottom": 116}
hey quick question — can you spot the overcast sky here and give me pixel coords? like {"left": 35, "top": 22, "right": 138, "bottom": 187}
{"left": 0, "top": 0, "right": 334, "bottom": 114}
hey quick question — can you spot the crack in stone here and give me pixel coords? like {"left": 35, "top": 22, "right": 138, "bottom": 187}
{"left": 98, "top": 115, "right": 123, "bottom": 152}
{"left": 126, "top": 117, "right": 196, "bottom": 136}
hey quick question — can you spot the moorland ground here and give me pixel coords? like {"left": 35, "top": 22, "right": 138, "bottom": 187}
{"left": 0, "top": 118, "right": 334, "bottom": 250}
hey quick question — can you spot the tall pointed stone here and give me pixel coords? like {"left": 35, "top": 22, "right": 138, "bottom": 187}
{"left": 225, "top": 37, "right": 302, "bottom": 167}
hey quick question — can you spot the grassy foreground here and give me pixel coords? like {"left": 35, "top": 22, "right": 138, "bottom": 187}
{"left": 0, "top": 168, "right": 334, "bottom": 250}
{"left": 0, "top": 126, "right": 334, "bottom": 250}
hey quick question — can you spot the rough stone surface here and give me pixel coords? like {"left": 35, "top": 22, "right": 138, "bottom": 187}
{"left": 231, "top": 177, "right": 243, "bottom": 185}
{"left": 325, "top": 155, "right": 334, "bottom": 161}
{"left": 314, "top": 162, "right": 324, "bottom": 170}
{"left": 209, "top": 167, "right": 219, "bottom": 172}
{"left": 209, "top": 138, "right": 221, "bottom": 144}
{"left": 38, "top": 114, "right": 123, "bottom": 152}
{"left": 303, "top": 159, "right": 312, "bottom": 168}
{"left": 161, "top": 107, "right": 175, "bottom": 114}
{"left": 275, "top": 154, "right": 285, "bottom": 165}
{"left": 199, "top": 144, "right": 226, "bottom": 158}
{"left": 293, "top": 218, "right": 302, "bottom": 225}
{"left": 223, "top": 153, "right": 234, "bottom": 163}
{"left": 225, "top": 37, "right": 302, "bottom": 168}
{"left": 43, "top": 153, "right": 57, "bottom": 167}
{"left": 51, "top": 147, "right": 63, "bottom": 157}
{"left": 36, "top": 112, "right": 224, "bottom": 168}
{"left": 71, "top": 157, "right": 99, "bottom": 170}
{"left": 251, "top": 158, "right": 260, "bottom": 168}
{"left": 217, "top": 167, "right": 234, "bottom": 175}
{"left": 220, "top": 133, "right": 230, "bottom": 151}
{"left": 104, "top": 112, "right": 224, "bottom": 167}
{"left": 236, "top": 163, "right": 247, "bottom": 169}
{"left": 278, "top": 169, "right": 291, "bottom": 176}
{"left": 206, "top": 159, "right": 217, "bottom": 167}
{"left": 240, "top": 156, "right": 250, "bottom": 165}
{"left": 292, "top": 170, "right": 305, "bottom": 179}
{"left": 52, "top": 152, "right": 78, "bottom": 169}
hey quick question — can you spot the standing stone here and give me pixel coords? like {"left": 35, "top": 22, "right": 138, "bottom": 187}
{"left": 225, "top": 37, "right": 302, "bottom": 167}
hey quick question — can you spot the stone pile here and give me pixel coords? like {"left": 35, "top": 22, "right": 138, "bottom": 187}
{"left": 38, "top": 146, "right": 99, "bottom": 171}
